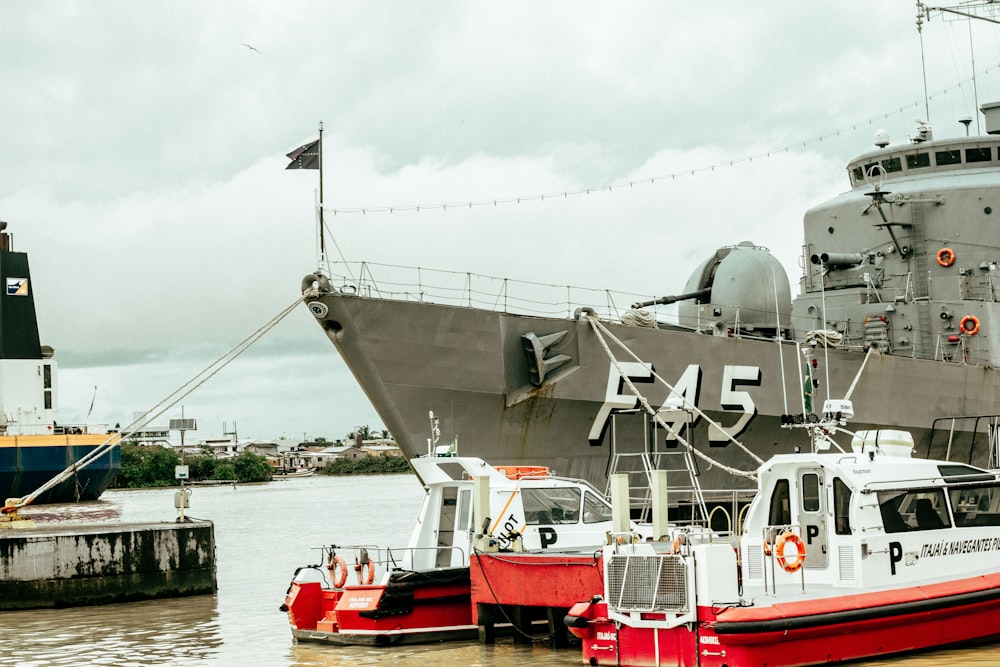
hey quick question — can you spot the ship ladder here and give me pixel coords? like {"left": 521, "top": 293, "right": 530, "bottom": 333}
{"left": 604, "top": 411, "right": 709, "bottom": 526}
{"left": 652, "top": 448, "right": 708, "bottom": 527}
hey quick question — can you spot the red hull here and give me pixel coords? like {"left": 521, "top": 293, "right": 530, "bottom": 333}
{"left": 284, "top": 568, "right": 476, "bottom": 646}
{"left": 569, "top": 572, "right": 1000, "bottom": 666}
{"left": 470, "top": 552, "right": 604, "bottom": 623}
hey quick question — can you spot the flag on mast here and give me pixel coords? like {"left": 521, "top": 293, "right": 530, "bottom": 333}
{"left": 286, "top": 124, "right": 326, "bottom": 260}
{"left": 285, "top": 139, "right": 320, "bottom": 169}
{"left": 803, "top": 364, "right": 813, "bottom": 414}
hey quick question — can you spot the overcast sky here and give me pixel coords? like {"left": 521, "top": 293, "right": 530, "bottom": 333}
{"left": 2, "top": 2, "right": 999, "bottom": 443}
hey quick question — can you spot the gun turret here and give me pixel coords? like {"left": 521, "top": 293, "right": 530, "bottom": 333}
{"left": 632, "top": 287, "right": 712, "bottom": 309}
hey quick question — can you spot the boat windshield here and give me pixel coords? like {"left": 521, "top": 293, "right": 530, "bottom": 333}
{"left": 878, "top": 489, "right": 950, "bottom": 532}
{"left": 950, "top": 483, "right": 1000, "bottom": 527}
{"left": 521, "top": 487, "right": 581, "bottom": 525}
{"left": 582, "top": 490, "right": 613, "bottom": 524}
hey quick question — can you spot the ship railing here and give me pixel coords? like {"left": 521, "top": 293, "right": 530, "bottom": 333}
{"left": 321, "top": 259, "right": 656, "bottom": 322}
{"left": 317, "top": 260, "right": 789, "bottom": 336}
{"left": 604, "top": 550, "right": 696, "bottom": 629}
{"left": 0, "top": 423, "right": 114, "bottom": 437}
{"left": 932, "top": 332, "right": 990, "bottom": 366}
{"left": 308, "top": 544, "right": 470, "bottom": 582}
{"left": 926, "top": 414, "right": 1000, "bottom": 468}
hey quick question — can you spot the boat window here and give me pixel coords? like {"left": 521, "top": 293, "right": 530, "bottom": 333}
{"left": 801, "top": 473, "right": 820, "bottom": 512}
{"left": 833, "top": 477, "right": 851, "bottom": 535}
{"left": 583, "top": 490, "right": 614, "bottom": 524}
{"left": 950, "top": 484, "right": 1000, "bottom": 527}
{"left": 768, "top": 479, "right": 791, "bottom": 526}
{"left": 935, "top": 149, "right": 962, "bottom": 166}
{"left": 851, "top": 166, "right": 864, "bottom": 184}
{"left": 878, "top": 489, "right": 951, "bottom": 532}
{"left": 966, "top": 147, "right": 992, "bottom": 163}
{"left": 457, "top": 488, "right": 472, "bottom": 531}
{"left": 521, "top": 487, "right": 580, "bottom": 525}
{"left": 938, "top": 464, "right": 995, "bottom": 482}
{"left": 881, "top": 156, "right": 902, "bottom": 173}
{"left": 906, "top": 153, "right": 931, "bottom": 169}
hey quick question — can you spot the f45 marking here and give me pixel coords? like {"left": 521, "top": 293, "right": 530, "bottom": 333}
{"left": 588, "top": 363, "right": 761, "bottom": 446}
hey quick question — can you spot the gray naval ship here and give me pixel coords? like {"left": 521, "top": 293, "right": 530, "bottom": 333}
{"left": 302, "top": 103, "right": 1000, "bottom": 498}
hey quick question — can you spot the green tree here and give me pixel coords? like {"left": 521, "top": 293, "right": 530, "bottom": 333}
{"left": 113, "top": 441, "right": 181, "bottom": 488}
{"left": 232, "top": 451, "right": 272, "bottom": 482}
{"left": 347, "top": 425, "right": 374, "bottom": 440}
{"left": 214, "top": 462, "right": 237, "bottom": 481}
{"left": 321, "top": 455, "right": 411, "bottom": 476}
{"left": 187, "top": 454, "right": 217, "bottom": 481}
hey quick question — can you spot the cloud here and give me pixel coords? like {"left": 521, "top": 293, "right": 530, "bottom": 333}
{"left": 2, "top": 1, "right": 999, "bottom": 441}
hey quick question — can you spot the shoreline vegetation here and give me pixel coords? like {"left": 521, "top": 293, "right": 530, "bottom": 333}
{"left": 111, "top": 441, "right": 413, "bottom": 489}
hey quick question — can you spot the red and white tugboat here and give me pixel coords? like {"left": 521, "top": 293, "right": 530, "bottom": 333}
{"left": 566, "top": 400, "right": 1000, "bottom": 666}
{"left": 282, "top": 426, "right": 630, "bottom": 646}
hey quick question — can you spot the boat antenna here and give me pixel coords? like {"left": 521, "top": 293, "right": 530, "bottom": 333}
{"left": 427, "top": 410, "right": 440, "bottom": 457}
{"left": 916, "top": 2, "right": 1000, "bottom": 134}
{"left": 916, "top": 1, "right": 931, "bottom": 124}
{"left": 772, "top": 267, "right": 789, "bottom": 415}
{"left": 819, "top": 258, "right": 831, "bottom": 405}
{"left": 85, "top": 385, "right": 97, "bottom": 425}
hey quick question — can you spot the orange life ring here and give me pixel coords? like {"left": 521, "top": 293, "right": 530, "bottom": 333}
{"left": 355, "top": 557, "right": 376, "bottom": 585}
{"left": 774, "top": 531, "right": 806, "bottom": 573}
{"left": 937, "top": 247, "right": 955, "bottom": 267}
{"left": 327, "top": 554, "right": 348, "bottom": 588}
{"left": 961, "top": 315, "right": 981, "bottom": 336}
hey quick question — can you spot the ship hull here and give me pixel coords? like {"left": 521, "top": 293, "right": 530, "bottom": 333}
{"left": 307, "top": 291, "right": 996, "bottom": 491}
{"left": 0, "top": 435, "right": 120, "bottom": 503}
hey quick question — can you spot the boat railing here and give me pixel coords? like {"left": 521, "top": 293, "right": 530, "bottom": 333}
{"left": 383, "top": 545, "right": 468, "bottom": 571}
{"left": 760, "top": 523, "right": 806, "bottom": 595}
{"left": 859, "top": 471, "right": 999, "bottom": 494}
{"left": 927, "top": 414, "right": 1000, "bottom": 468}
{"left": 316, "top": 260, "right": 790, "bottom": 337}
{"left": 308, "top": 544, "right": 470, "bottom": 583}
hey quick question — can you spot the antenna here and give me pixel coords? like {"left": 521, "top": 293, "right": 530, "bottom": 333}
{"left": 85, "top": 385, "right": 97, "bottom": 425}
{"left": 916, "top": 1, "right": 931, "bottom": 123}
{"left": 916, "top": 2, "right": 1000, "bottom": 134}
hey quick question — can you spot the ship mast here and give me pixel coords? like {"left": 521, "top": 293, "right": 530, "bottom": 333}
{"left": 916, "top": 1, "right": 1000, "bottom": 132}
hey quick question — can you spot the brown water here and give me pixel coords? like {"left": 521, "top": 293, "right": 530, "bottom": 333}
{"left": 2, "top": 474, "right": 999, "bottom": 666}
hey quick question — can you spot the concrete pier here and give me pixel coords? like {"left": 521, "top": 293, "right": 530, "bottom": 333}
{"left": 0, "top": 520, "right": 216, "bottom": 610}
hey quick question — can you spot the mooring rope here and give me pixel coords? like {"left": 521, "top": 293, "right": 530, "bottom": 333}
{"left": 842, "top": 345, "right": 878, "bottom": 402}
{"left": 582, "top": 314, "right": 760, "bottom": 481}
{"left": 4, "top": 294, "right": 305, "bottom": 512}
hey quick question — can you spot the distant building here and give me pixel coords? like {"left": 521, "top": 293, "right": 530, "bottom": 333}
{"left": 318, "top": 445, "right": 368, "bottom": 463}
{"left": 361, "top": 442, "right": 403, "bottom": 457}
{"left": 129, "top": 425, "right": 172, "bottom": 447}
{"left": 274, "top": 444, "right": 370, "bottom": 471}
{"left": 245, "top": 441, "right": 280, "bottom": 457}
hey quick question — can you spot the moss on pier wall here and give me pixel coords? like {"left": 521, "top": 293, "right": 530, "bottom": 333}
{"left": 0, "top": 521, "right": 216, "bottom": 610}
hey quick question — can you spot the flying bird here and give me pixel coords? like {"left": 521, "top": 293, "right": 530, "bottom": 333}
{"left": 242, "top": 43, "right": 261, "bottom": 54}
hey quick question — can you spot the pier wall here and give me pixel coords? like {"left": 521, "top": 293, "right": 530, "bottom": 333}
{"left": 0, "top": 520, "right": 216, "bottom": 610}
